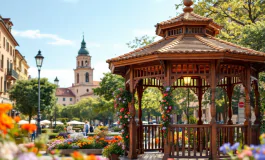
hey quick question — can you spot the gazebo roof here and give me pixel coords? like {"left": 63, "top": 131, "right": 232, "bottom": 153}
{"left": 107, "top": 34, "right": 265, "bottom": 63}
{"left": 107, "top": 0, "right": 265, "bottom": 73}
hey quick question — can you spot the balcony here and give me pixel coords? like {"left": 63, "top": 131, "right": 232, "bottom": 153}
{"left": 7, "top": 69, "right": 19, "bottom": 80}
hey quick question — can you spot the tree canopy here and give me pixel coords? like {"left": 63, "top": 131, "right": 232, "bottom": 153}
{"left": 9, "top": 78, "right": 56, "bottom": 122}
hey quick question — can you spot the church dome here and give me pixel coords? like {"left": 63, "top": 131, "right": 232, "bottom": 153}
{"left": 78, "top": 36, "right": 89, "bottom": 55}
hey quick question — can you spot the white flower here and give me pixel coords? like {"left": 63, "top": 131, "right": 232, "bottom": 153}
{"left": 0, "top": 141, "right": 19, "bottom": 160}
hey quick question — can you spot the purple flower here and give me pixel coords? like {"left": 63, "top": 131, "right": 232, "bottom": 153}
{"left": 162, "top": 127, "right": 166, "bottom": 130}
{"left": 231, "top": 142, "right": 239, "bottom": 150}
{"left": 166, "top": 87, "right": 170, "bottom": 92}
{"left": 219, "top": 143, "right": 231, "bottom": 154}
{"left": 17, "top": 153, "right": 38, "bottom": 160}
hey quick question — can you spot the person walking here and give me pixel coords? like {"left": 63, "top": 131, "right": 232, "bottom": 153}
{"left": 83, "top": 121, "right": 90, "bottom": 136}
{"left": 90, "top": 124, "right": 94, "bottom": 133}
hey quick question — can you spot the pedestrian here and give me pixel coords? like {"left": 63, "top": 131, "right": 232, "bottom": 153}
{"left": 90, "top": 124, "right": 94, "bottom": 133}
{"left": 31, "top": 129, "right": 36, "bottom": 141}
{"left": 83, "top": 121, "right": 90, "bottom": 136}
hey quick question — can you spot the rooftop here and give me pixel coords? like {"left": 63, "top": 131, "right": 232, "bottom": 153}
{"left": 56, "top": 88, "right": 75, "bottom": 97}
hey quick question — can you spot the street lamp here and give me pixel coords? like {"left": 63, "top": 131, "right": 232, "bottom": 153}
{"left": 183, "top": 77, "right": 191, "bottom": 123}
{"left": 54, "top": 77, "right": 59, "bottom": 128}
{"left": 35, "top": 50, "right": 44, "bottom": 136}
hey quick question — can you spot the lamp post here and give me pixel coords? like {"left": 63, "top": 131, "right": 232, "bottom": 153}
{"left": 183, "top": 77, "right": 191, "bottom": 123}
{"left": 54, "top": 77, "right": 59, "bottom": 128}
{"left": 35, "top": 50, "right": 44, "bottom": 136}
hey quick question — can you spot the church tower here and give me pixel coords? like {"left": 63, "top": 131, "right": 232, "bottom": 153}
{"left": 72, "top": 35, "right": 94, "bottom": 102}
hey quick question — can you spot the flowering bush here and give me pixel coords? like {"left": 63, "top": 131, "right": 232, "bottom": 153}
{"left": 102, "top": 136, "right": 125, "bottom": 158}
{"left": 113, "top": 88, "right": 132, "bottom": 148}
{"left": 0, "top": 104, "right": 49, "bottom": 160}
{"left": 220, "top": 134, "right": 265, "bottom": 159}
{"left": 160, "top": 86, "right": 175, "bottom": 138}
{"left": 94, "top": 126, "right": 108, "bottom": 138}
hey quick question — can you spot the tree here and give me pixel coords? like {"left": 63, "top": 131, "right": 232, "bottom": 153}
{"left": 176, "top": 0, "right": 265, "bottom": 43}
{"left": 93, "top": 73, "right": 124, "bottom": 101}
{"left": 240, "top": 21, "right": 265, "bottom": 52}
{"left": 9, "top": 78, "right": 56, "bottom": 123}
{"left": 126, "top": 35, "right": 156, "bottom": 49}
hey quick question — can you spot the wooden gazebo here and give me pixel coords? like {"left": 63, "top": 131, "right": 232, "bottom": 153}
{"left": 107, "top": 0, "right": 265, "bottom": 159}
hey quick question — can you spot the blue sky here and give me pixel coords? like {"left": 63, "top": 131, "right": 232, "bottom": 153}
{"left": 1, "top": 0, "right": 182, "bottom": 87}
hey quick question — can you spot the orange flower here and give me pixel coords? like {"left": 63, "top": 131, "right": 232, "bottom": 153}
{"left": 72, "top": 151, "right": 83, "bottom": 159}
{"left": 21, "top": 124, "right": 37, "bottom": 133}
{"left": 86, "top": 154, "right": 97, "bottom": 160}
{"left": 0, "top": 113, "right": 14, "bottom": 134}
{"left": 0, "top": 104, "right": 12, "bottom": 114}
{"left": 32, "top": 147, "right": 38, "bottom": 154}
{"left": 14, "top": 116, "right": 20, "bottom": 123}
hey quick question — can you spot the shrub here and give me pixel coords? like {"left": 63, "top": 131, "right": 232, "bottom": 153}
{"left": 112, "top": 127, "right": 122, "bottom": 132}
{"left": 54, "top": 125, "right": 65, "bottom": 133}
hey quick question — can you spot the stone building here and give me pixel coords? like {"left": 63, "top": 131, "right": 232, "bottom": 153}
{"left": 55, "top": 36, "right": 100, "bottom": 106}
{"left": 0, "top": 16, "right": 29, "bottom": 104}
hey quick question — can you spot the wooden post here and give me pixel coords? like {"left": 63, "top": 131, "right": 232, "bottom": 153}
{"left": 244, "top": 66, "right": 251, "bottom": 145}
{"left": 254, "top": 80, "right": 261, "bottom": 125}
{"left": 227, "top": 77, "right": 233, "bottom": 125}
{"left": 197, "top": 78, "right": 203, "bottom": 151}
{"left": 137, "top": 80, "right": 144, "bottom": 154}
{"left": 162, "top": 61, "right": 171, "bottom": 160}
{"left": 128, "top": 66, "right": 137, "bottom": 159}
{"left": 210, "top": 61, "right": 217, "bottom": 160}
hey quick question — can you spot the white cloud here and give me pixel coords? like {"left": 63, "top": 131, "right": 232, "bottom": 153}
{"left": 12, "top": 30, "right": 74, "bottom": 46}
{"left": 28, "top": 67, "right": 74, "bottom": 88}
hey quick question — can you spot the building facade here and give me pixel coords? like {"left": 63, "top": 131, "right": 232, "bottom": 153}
{"left": 56, "top": 36, "right": 100, "bottom": 106}
{"left": 14, "top": 49, "right": 29, "bottom": 80}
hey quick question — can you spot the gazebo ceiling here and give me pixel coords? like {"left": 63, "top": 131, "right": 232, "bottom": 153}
{"left": 107, "top": 0, "right": 265, "bottom": 75}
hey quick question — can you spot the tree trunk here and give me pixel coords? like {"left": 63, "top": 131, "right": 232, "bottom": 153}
{"left": 148, "top": 113, "right": 151, "bottom": 124}
{"left": 28, "top": 115, "right": 32, "bottom": 124}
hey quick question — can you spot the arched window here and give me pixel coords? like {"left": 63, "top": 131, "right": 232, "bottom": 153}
{"left": 77, "top": 73, "right": 79, "bottom": 83}
{"left": 81, "top": 61, "right": 84, "bottom": 67}
{"left": 78, "top": 61, "right": 79, "bottom": 67}
{"left": 85, "top": 72, "right": 89, "bottom": 82}
{"left": 85, "top": 60, "right": 88, "bottom": 66}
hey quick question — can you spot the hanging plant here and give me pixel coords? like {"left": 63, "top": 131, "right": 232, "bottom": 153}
{"left": 113, "top": 88, "right": 132, "bottom": 148}
{"left": 160, "top": 86, "right": 174, "bottom": 138}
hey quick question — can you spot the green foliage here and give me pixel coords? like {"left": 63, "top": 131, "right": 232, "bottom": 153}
{"left": 126, "top": 35, "right": 156, "bottom": 49}
{"left": 240, "top": 21, "right": 265, "bottom": 52}
{"left": 93, "top": 73, "right": 124, "bottom": 101}
{"left": 54, "top": 125, "right": 65, "bottom": 133}
{"left": 191, "top": 0, "right": 265, "bottom": 43}
{"left": 112, "top": 126, "right": 122, "bottom": 132}
{"left": 9, "top": 78, "right": 56, "bottom": 122}
{"left": 188, "top": 116, "right": 197, "bottom": 124}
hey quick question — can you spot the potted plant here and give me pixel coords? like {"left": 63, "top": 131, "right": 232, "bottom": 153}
{"left": 102, "top": 141, "right": 124, "bottom": 160}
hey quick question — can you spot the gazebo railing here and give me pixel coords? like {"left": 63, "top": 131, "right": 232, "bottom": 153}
{"left": 137, "top": 124, "right": 164, "bottom": 152}
{"left": 167, "top": 124, "right": 212, "bottom": 158}
{"left": 216, "top": 124, "right": 246, "bottom": 157}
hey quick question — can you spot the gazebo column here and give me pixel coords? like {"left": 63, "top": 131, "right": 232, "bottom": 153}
{"left": 128, "top": 66, "right": 137, "bottom": 159}
{"left": 162, "top": 61, "right": 171, "bottom": 160}
{"left": 197, "top": 78, "right": 203, "bottom": 125}
{"left": 136, "top": 80, "right": 144, "bottom": 154}
{"left": 210, "top": 61, "right": 217, "bottom": 159}
{"left": 253, "top": 80, "right": 261, "bottom": 125}
{"left": 227, "top": 77, "right": 233, "bottom": 125}
{"left": 244, "top": 66, "right": 251, "bottom": 145}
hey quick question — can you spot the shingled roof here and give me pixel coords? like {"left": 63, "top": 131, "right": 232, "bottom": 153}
{"left": 56, "top": 88, "right": 75, "bottom": 97}
{"left": 107, "top": 35, "right": 265, "bottom": 63}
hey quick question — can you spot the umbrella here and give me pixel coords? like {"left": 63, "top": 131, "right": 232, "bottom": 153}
{"left": 40, "top": 120, "right": 51, "bottom": 125}
{"left": 67, "top": 121, "right": 85, "bottom": 125}
{"left": 53, "top": 121, "right": 64, "bottom": 125}
{"left": 18, "top": 120, "right": 29, "bottom": 125}
{"left": 18, "top": 119, "right": 36, "bottom": 125}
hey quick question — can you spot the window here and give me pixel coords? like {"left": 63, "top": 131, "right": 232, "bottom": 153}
{"left": 85, "top": 72, "right": 89, "bottom": 82}
{"left": 78, "top": 61, "right": 79, "bottom": 67}
{"left": 1, "top": 55, "right": 4, "bottom": 69}
{"left": 86, "top": 89, "right": 89, "bottom": 92}
{"left": 85, "top": 60, "right": 88, "bottom": 66}
{"left": 77, "top": 73, "right": 79, "bottom": 83}
{"left": 70, "top": 98, "right": 72, "bottom": 101}
{"left": 81, "top": 61, "right": 84, "bottom": 66}
{"left": 77, "top": 89, "right": 78, "bottom": 93}
{"left": 0, "top": 77, "right": 2, "bottom": 92}
{"left": 10, "top": 46, "right": 12, "bottom": 55}
{"left": 63, "top": 104, "right": 66, "bottom": 106}
{"left": 63, "top": 98, "right": 65, "bottom": 101}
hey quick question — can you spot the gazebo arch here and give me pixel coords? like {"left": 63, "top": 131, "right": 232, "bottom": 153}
{"left": 107, "top": 0, "right": 265, "bottom": 159}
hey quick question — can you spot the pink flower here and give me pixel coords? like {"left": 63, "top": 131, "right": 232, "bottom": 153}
{"left": 169, "top": 106, "right": 172, "bottom": 110}
{"left": 120, "top": 108, "right": 124, "bottom": 112}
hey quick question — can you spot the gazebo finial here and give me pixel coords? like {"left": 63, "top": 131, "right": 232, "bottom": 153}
{"left": 183, "top": 0, "right": 193, "bottom": 13}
